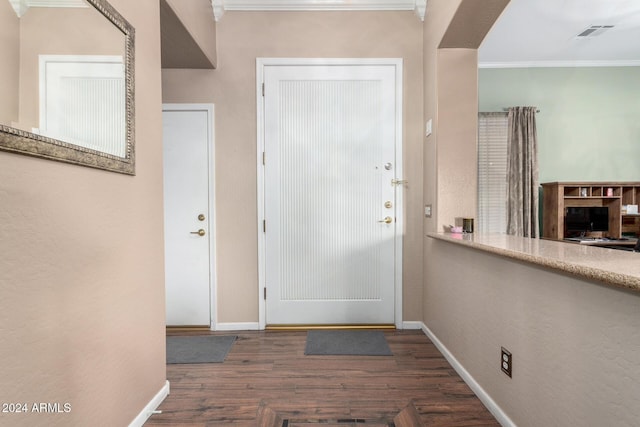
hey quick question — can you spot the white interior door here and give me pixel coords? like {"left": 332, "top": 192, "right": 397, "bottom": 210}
{"left": 163, "top": 104, "right": 215, "bottom": 327}
{"left": 261, "top": 60, "right": 402, "bottom": 326}
{"left": 39, "top": 55, "right": 125, "bottom": 156}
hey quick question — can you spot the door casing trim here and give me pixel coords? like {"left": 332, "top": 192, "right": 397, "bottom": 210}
{"left": 256, "top": 58, "right": 403, "bottom": 329}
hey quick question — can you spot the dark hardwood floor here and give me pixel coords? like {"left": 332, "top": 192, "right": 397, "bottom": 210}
{"left": 145, "top": 330, "right": 500, "bottom": 427}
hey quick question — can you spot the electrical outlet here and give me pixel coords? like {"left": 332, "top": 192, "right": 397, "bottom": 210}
{"left": 425, "top": 204, "right": 432, "bottom": 218}
{"left": 501, "top": 347, "right": 512, "bottom": 378}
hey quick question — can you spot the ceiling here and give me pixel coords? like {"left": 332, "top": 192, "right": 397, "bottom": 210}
{"left": 159, "top": 0, "right": 640, "bottom": 68}
{"left": 479, "top": 0, "right": 640, "bottom": 67}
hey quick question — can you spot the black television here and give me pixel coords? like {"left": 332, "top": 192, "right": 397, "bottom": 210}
{"left": 565, "top": 206, "right": 609, "bottom": 235}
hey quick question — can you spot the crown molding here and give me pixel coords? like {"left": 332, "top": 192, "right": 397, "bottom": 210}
{"left": 479, "top": 60, "right": 640, "bottom": 69}
{"left": 9, "top": 0, "right": 88, "bottom": 17}
{"left": 8, "top": 0, "right": 28, "bottom": 17}
{"left": 211, "top": 0, "right": 427, "bottom": 22}
{"left": 414, "top": 0, "right": 426, "bottom": 22}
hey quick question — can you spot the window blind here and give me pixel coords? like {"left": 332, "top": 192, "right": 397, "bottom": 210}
{"left": 478, "top": 112, "right": 508, "bottom": 233}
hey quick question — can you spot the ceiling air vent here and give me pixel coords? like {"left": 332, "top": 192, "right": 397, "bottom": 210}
{"left": 576, "top": 25, "right": 615, "bottom": 38}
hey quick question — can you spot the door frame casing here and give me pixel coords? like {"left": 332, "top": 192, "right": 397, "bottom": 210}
{"left": 162, "top": 103, "right": 217, "bottom": 329}
{"left": 256, "top": 58, "right": 404, "bottom": 329}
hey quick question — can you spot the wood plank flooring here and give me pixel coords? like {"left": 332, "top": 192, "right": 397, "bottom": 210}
{"left": 145, "top": 330, "right": 499, "bottom": 427}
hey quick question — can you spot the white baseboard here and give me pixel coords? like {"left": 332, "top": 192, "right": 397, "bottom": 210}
{"left": 214, "top": 322, "right": 260, "bottom": 331}
{"left": 128, "top": 380, "right": 170, "bottom": 427}
{"left": 401, "top": 321, "right": 424, "bottom": 330}
{"left": 419, "top": 323, "right": 516, "bottom": 427}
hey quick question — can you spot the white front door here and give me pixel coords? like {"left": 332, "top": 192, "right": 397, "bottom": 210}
{"left": 259, "top": 59, "right": 403, "bottom": 326}
{"left": 163, "top": 104, "right": 215, "bottom": 327}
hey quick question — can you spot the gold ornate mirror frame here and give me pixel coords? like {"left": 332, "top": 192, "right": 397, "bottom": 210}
{"left": 0, "top": 0, "right": 135, "bottom": 175}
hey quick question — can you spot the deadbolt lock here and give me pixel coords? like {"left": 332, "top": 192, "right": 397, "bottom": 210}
{"left": 198, "top": 214, "right": 206, "bottom": 221}
{"left": 384, "top": 201, "right": 393, "bottom": 209}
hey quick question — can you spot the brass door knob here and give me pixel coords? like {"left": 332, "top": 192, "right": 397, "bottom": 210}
{"left": 377, "top": 216, "right": 393, "bottom": 224}
{"left": 190, "top": 229, "right": 206, "bottom": 236}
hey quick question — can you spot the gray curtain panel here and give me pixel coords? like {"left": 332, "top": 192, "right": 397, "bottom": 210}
{"left": 506, "top": 106, "right": 539, "bottom": 238}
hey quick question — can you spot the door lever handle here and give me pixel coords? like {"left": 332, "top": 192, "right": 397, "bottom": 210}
{"left": 391, "top": 178, "right": 408, "bottom": 186}
{"left": 190, "top": 229, "right": 206, "bottom": 236}
{"left": 377, "top": 216, "right": 393, "bottom": 224}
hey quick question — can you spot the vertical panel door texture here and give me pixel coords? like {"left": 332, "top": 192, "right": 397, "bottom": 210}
{"left": 264, "top": 63, "right": 399, "bottom": 325}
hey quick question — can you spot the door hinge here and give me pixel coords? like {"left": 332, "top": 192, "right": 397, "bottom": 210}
{"left": 262, "top": 83, "right": 265, "bottom": 97}
{"left": 263, "top": 220, "right": 266, "bottom": 232}
{"left": 263, "top": 287, "right": 267, "bottom": 300}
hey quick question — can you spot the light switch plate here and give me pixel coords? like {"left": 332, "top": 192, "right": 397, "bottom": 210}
{"left": 425, "top": 204, "right": 432, "bottom": 217}
{"left": 425, "top": 119, "right": 432, "bottom": 137}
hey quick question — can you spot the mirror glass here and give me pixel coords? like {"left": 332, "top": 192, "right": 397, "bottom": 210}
{"left": 0, "top": 0, "right": 135, "bottom": 174}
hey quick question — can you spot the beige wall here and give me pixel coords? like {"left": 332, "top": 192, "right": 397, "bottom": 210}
{"left": 436, "top": 48, "right": 478, "bottom": 227}
{"left": 164, "top": 0, "right": 217, "bottom": 68}
{"left": 0, "top": 0, "right": 19, "bottom": 125}
{"left": 423, "top": 0, "right": 507, "bottom": 232}
{"left": 0, "top": 0, "right": 167, "bottom": 425}
{"left": 422, "top": 0, "right": 463, "bottom": 234}
{"left": 162, "top": 10, "right": 425, "bottom": 323}
{"left": 425, "top": 239, "right": 640, "bottom": 426}
{"left": 17, "top": 7, "right": 123, "bottom": 131}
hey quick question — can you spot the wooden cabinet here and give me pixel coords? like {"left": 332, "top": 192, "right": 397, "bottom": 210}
{"left": 542, "top": 182, "right": 640, "bottom": 240}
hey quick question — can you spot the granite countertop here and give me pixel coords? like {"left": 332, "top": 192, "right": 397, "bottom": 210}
{"left": 427, "top": 232, "right": 640, "bottom": 293}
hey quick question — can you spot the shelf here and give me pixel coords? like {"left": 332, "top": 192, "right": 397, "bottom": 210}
{"left": 563, "top": 185, "right": 622, "bottom": 198}
{"left": 564, "top": 196, "right": 621, "bottom": 199}
{"left": 542, "top": 182, "right": 640, "bottom": 240}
